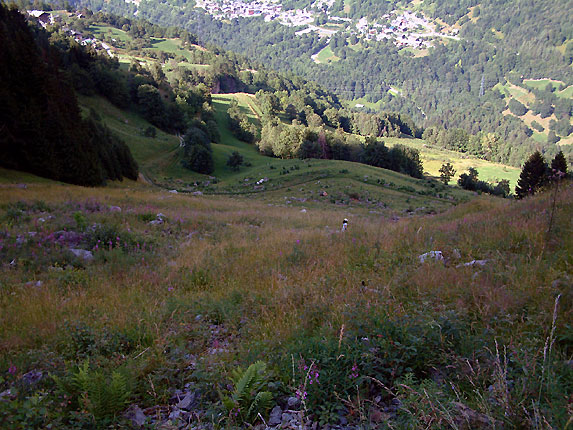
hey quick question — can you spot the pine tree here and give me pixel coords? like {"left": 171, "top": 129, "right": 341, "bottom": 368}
{"left": 550, "top": 150, "right": 568, "bottom": 177}
{"left": 515, "top": 151, "right": 547, "bottom": 199}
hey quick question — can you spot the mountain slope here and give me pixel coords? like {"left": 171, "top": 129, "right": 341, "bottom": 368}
{"left": 0, "top": 5, "right": 138, "bottom": 186}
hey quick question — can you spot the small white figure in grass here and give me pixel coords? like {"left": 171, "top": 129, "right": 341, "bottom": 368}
{"left": 341, "top": 218, "right": 348, "bottom": 232}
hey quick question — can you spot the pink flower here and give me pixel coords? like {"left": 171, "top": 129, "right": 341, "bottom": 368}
{"left": 8, "top": 365, "right": 17, "bottom": 375}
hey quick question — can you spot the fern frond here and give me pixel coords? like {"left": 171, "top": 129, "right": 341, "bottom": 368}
{"left": 72, "top": 360, "right": 91, "bottom": 393}
{"left": 246, "top": 391, "right": 273, "bottom": 422}
{"left": 108, "top": 371, "right": 130, "bottom": 411}
{"left": 233, "top": 362, "right": 265, "bottom": 405}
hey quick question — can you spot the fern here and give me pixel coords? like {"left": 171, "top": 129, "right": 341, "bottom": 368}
{"left": 53, "top": 360, "right": 131, "bottom": 421}
{"left": 246, "top": 391, "right": 273, "bottom": 422}
{"left": 222, "top": 361, "right": 274, "bottom": 424}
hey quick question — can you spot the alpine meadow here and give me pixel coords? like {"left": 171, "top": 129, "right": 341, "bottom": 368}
{"left": 0, "top": 1, "right": 572, "bottom": 429}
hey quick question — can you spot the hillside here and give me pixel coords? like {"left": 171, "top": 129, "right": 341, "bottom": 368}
{"left": 2, "top": 4, "right": 572, "bottom": 429}
{"left": 60, "top": 0, "right": 573, "bottom": 167}
{"left": 0, "top": 170, "right": 571, "bottom": 428}
{"left": 0, "top": 5, "right": 138, "bottom": 186}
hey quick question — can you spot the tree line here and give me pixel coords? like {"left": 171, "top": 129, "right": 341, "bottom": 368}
{"left": 0, "top": 4, "right": 138, "bottom": 186}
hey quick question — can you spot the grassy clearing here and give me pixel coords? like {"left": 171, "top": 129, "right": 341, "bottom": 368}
{"left": 0, "top": 173, "right": 571, "bottom": 428}
{"left": 494, "top": 82, "right": 536, "bottom": 105}
{"left": 558, "top": 85, "right": 573, "bottom": 99}
{"left": 313, "top": 46, "right": 340, "bottom": 64}
{"left": 383, "top": 137, "right": 521, "bottom": 189}
{"left": 523, "top": 78, "right": 565, "bottom": 92}
{"left": 89, "top": 25, "right": 132, "bottom": 43}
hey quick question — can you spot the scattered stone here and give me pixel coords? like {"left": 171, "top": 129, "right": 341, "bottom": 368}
{"left": 54, "top": 230, "right": 84, "bottom": 247}
{"left": 124, "top": 404, "right": 147, "bottom": 427}
{"left": 20, "top": 370, "right": 43, "bottom": 386}
{"left": 418, "top": 251, "right": 444, "bottom": 263}
{"left": 281, "top": 412, "right": 295, "bottom": 425}
{"left": 37, "top": 217, "right": 46, "bottom": 223}
{"left": 168, "top": 407, "right": 181, "bottom": 421}
{"left": 287, "top": 396, "right": 301, "bottom": 410}
{"left": 69, "top": 248, "right": 94, "bottom": 261}
{"left": 192, "top": 191, "right": 203, "bottom": 196}
{"left": 109, "top": 206, "right": 122, "bottom": 212}
{"left": 25, "top": 281, "right": 43, "bottom": 288}
{"left": 268, "top": 405, "right": 282, "bottom": 426}
{"left": 0, "top": 389, "right": 14, "bottom": 401}
{"left": 452, "top": 248, "right": 462, "bottom": 259}
{"left": 176, "top": 391, "right": 196, "bottom": 410}
{"left": 169, "top": 190, "right": 178, "bottom": 194}
{"left": 457, "top": 259, "right": 488, "bottom": 268}
{"left": 300, "top": 209, "right": 307, "bottom": 213}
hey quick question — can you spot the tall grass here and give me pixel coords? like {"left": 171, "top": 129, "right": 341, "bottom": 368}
{"left": 0, "top": 180, "right": 571, "bottom": 427}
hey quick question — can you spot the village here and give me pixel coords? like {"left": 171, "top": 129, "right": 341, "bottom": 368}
{"left": 26, "top": 1, "right": 461, "bottom": 60}
{"left": 26, "top": 10, "right": 115, "bottom": 57}
{"left": 194, "top": 0, "right": 459, "bottom": 51}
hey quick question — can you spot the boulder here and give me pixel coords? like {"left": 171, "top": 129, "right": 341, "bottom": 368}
{"left": 69, "top": 248, "right": 94, "bottom": 261}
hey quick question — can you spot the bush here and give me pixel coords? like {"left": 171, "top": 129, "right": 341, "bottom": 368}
{"left": 508, "top": 99, "right": 528, "bottom": 116}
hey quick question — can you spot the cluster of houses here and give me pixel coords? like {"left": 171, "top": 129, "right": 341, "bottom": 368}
{"left": 195, "top": 0, "right": 331, "bottom": 27}
{"left": 26, "top": 10, "right": 114, "bottom": 57}
{"left": 194, "top": 1, "right": 457, "bottom": 52}
{"left": 354, "top": 12, "right": 437, "bottom": 49}
{"left": 194, "top": 0, "right": 282, "bottom": 21}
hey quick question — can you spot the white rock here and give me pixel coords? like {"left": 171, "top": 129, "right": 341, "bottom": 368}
{"left": 457, "top": 259, "right": 489, "bottom": 268}
{"left": 418, "top": 251, "right": 444, "bottom": 263}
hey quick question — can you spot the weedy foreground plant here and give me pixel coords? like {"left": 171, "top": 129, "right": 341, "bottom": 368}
{"left": 0, "top": 179, "right": 571, "bottom": 428}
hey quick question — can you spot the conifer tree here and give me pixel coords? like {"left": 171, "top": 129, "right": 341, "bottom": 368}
{"left": 550, "top": 150, "right": 568, "bottom": 177}
{"left": 515, "top": 151, "right": 547, "bottom": 199}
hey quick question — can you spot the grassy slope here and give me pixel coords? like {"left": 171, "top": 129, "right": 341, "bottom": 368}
{"left": 383, "top": 137, "right": 521, "bottom": 188}
{"left": 79, "top": 89, "right": 518, "bottom": 212}
{"left": 0, "top": 173, "right": 571, "bottom": 428}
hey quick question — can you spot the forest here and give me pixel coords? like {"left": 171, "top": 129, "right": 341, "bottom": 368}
{"left": 51, "top": 0, "right": 573, "bottom": 167}
{"left": 0, "top": 4, "right": 138, "bottom": 186}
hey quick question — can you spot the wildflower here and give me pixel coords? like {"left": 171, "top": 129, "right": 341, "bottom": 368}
{"left": 296, "top": 239, "right": 300, "bottom": 244}
{"left": 8, "top": 365, "right": 17, "bottom": 375}
{"left": 168, "top": 286, "right": 174, "bottom": 292}
{"left": 349, "top": 363, "right": 359, "bottom": 379}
